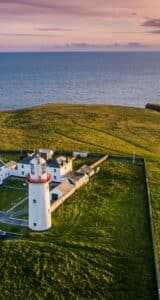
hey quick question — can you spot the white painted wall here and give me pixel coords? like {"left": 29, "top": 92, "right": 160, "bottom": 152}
{"left": 0, "top": 157, "right": 73, "bottom": 184}
{"left": 47, "top": 160, "right": 72, "bottom": 183}
{"left": 50, "top": 187, "right": 63, "bottom": 199}
{"left": 12, "top": 163, "right": 30, "bottom": 178}
{"left": 0, "top": 166, "right": 10, "bottom": 184}
{"left": 28, "top": 156, "right": 51, "bottom": 231}
{"left": 29, "top": 182, "right": 51, "bottom": 231}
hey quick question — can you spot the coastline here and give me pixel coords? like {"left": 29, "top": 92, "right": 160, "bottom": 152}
{"left": 0, "top": 101, "right": 149, "bottom": 113}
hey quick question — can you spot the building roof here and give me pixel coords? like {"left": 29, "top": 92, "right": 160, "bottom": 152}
{"left": 19, "top": 155, "right": 72, "bottom": 169}
{"left": 5, "top": 161, "right": 17, "bottom": 168}
{"left": 47, "top": 156, "right": 71, "bottom": 169}
{"left": 0, "top": 160, "right": 5, "bottom": 168}
{"left": 19, "top": 156, "right": 34, "bottom": 165}
{"left": 53, "top": 179, "right": 73, "bottom": 195}
{"left": 65, "top": 171, "right": 84, "bottom": 183}
{"left": 19, "top": 156, "right": 60, "bottom": 168}
{"left": 47, "top": 159, "right": 60, "bottom": 168}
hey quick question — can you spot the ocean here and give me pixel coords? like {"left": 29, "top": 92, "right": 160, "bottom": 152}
{"left": 0, "top": 52, "right": 160, "bottom": 111}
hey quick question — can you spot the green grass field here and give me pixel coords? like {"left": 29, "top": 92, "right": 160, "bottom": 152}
{"left": 5, "top": 178, "right": 28, "bottom": 189}
{"left": 0, "top": 104, "right": 159, "bottom": 159}
{"left": 0, "top": 103, "right": 160, "bottom": 299}
{"left": 0, "top": 160, "right": 157, "bottom": 299}
{"left": 73, "top": 156, "right": 100, "bottom": 170}
{"left": 0, "top": 187, "right": 26, "bottom": 211}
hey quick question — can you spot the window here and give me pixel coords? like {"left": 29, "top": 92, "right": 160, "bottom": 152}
{"left": 33, "top": 199, "right": 36, "bottom": 204}
{"left": 54, "top": 169, "right": 56, "bottom": 172}
{"left": 33, "top": 223, "right": 37, "bottom": 227}
{"left": 54, "top": 176, "right": 56, "bottom": 180}
{"left": 22, "top": 171, "right": 24, "bottom": 175}
{"left": 41, "top": 163, "right": 46, "bottom": 174}
{"left": 31, "top": 164, "right": 35, "bottom": 175}
{"left": 52, "top": 193, "right": 58, "bottom": 201}
{"left": 22, "top": 165, "right": 24, "bottom": 169}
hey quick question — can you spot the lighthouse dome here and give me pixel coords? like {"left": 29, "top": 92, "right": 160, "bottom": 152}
{"left": 30, "top": 155, "right": 46, "bottom": 165}
{"left": 28, "top": 154, "right": 48, "bottom": 181}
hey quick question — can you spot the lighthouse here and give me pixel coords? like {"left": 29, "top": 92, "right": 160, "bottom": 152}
{"left": 26, "top": 154, "right": 52, "bottom": 231}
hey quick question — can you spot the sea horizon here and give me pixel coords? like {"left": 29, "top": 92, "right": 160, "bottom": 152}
{"left": 0, "top": 50, "right": 160, "bottom": 52}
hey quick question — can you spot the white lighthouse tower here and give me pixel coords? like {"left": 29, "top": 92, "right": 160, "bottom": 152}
{"left": 26, "top": 154, "right": 52, "bottom": 231}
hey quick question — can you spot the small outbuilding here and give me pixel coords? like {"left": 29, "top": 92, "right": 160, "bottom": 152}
{"left": 77, "top": 164, "right": 94, "bottom": 177}
{"left": 50, "top": 179, "right": 74, "bottom": 201}
{"left": 73, "top": 151, "right": 88, "bottom": 158}
{"left": 39, "top": 149, "right": 54, "bottom": 160}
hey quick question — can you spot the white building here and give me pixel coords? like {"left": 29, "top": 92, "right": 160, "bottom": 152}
{"left": 64, "top": 171, "right": 89, "bottom": 188}
{"left": 27, "top": 155, "right": 52, "bottom": 231}
{"left": 6, "top": 161, "right": 18, "bottom": 176}
{"left": 73, "top": 151, "right": 88, "bottom": 158}
{"left": 13, "top": 153, "right": 72, "bottom": 183}
{"left": 50, "top": 178, "right": 74, "bottom": 201}
{"left": 0, "top": 150, "right": 73, "bottom": 185}
{"left": 47, "top": 156, "right": 73, "bottom": 182}
{"left": 13, "top": 156, "right": 33, "bottom": 178}
{"left": 39, "top": 149, "right": 54, "bottom": 160}
{"left": 0, "top": 161, "right": 6, "bottom": 185}
{"left": 0, "top": 149, "right": 97, "bottom": 232}
{"left": 0, "top": 160, "right": 17, "bottom": 184}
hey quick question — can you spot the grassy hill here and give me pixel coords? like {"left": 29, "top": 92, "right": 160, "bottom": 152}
{"left": 1, "top": 103, "right": 160, "bottom": 159}
{"left": 0, "top": 103, "right": 160, "bottom": 299}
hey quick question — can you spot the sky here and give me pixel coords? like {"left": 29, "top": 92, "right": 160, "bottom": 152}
{"left": 0, "top": 0, "right": 160, "bottom": 51}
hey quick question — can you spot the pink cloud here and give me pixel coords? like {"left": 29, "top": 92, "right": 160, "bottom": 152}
{"left": 0, "top": 0, "right": 150, "bottom": 17}
{"left": 142, "top": 19, "right": 160, "bottom": 28}
{"left": 0, "top": 0, "right": 160, "bottom": 50}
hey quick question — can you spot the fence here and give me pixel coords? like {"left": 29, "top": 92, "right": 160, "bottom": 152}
{"left": 108, "top": 154, "right": 160, "bottom": 299}
{"left": 90, "top": 154, "right": 108, "bottom": 169}
{"left": 143, "top": 158, "right": 160, "bottom": 299}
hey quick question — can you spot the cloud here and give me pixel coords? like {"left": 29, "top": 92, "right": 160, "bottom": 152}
{"left": 142, "top": 18, "right": 160, "bottom": 28}
{"left": 142, "top": 18, "right": 160, "bottom": 34}
{"left": 111, "top": 42, "right": 144, "bottom": 49}
{"left": 0, "top": 0, "right": 145, "bottom": 18}
{"left": 0, "top": 1, "right": 160, "bottom": 51}
{"left": 39, "top": 28, "right": 72, "bottom": 32}
{"left": 0, "top": 1, "right": 81, "bottom": 16}
{"left": 0, "top": 33, "right": 48, "bottom": 37}
{"left": 67, "top": 43, "right": 89, "bottom": 48}
{"left": 0, "top": 0, "right": 160, "bottom": 18}
{"left": 127, "top": 42, "right": 142, "bottom": 48}
{"left": 65, "top": 42, "right": 144, "bottom": 50}
{"left": 149, "top": 30, "right": 160, "bottom": 34}
{"left": 0, "top": 1, "right": 106, "bottom": 17}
